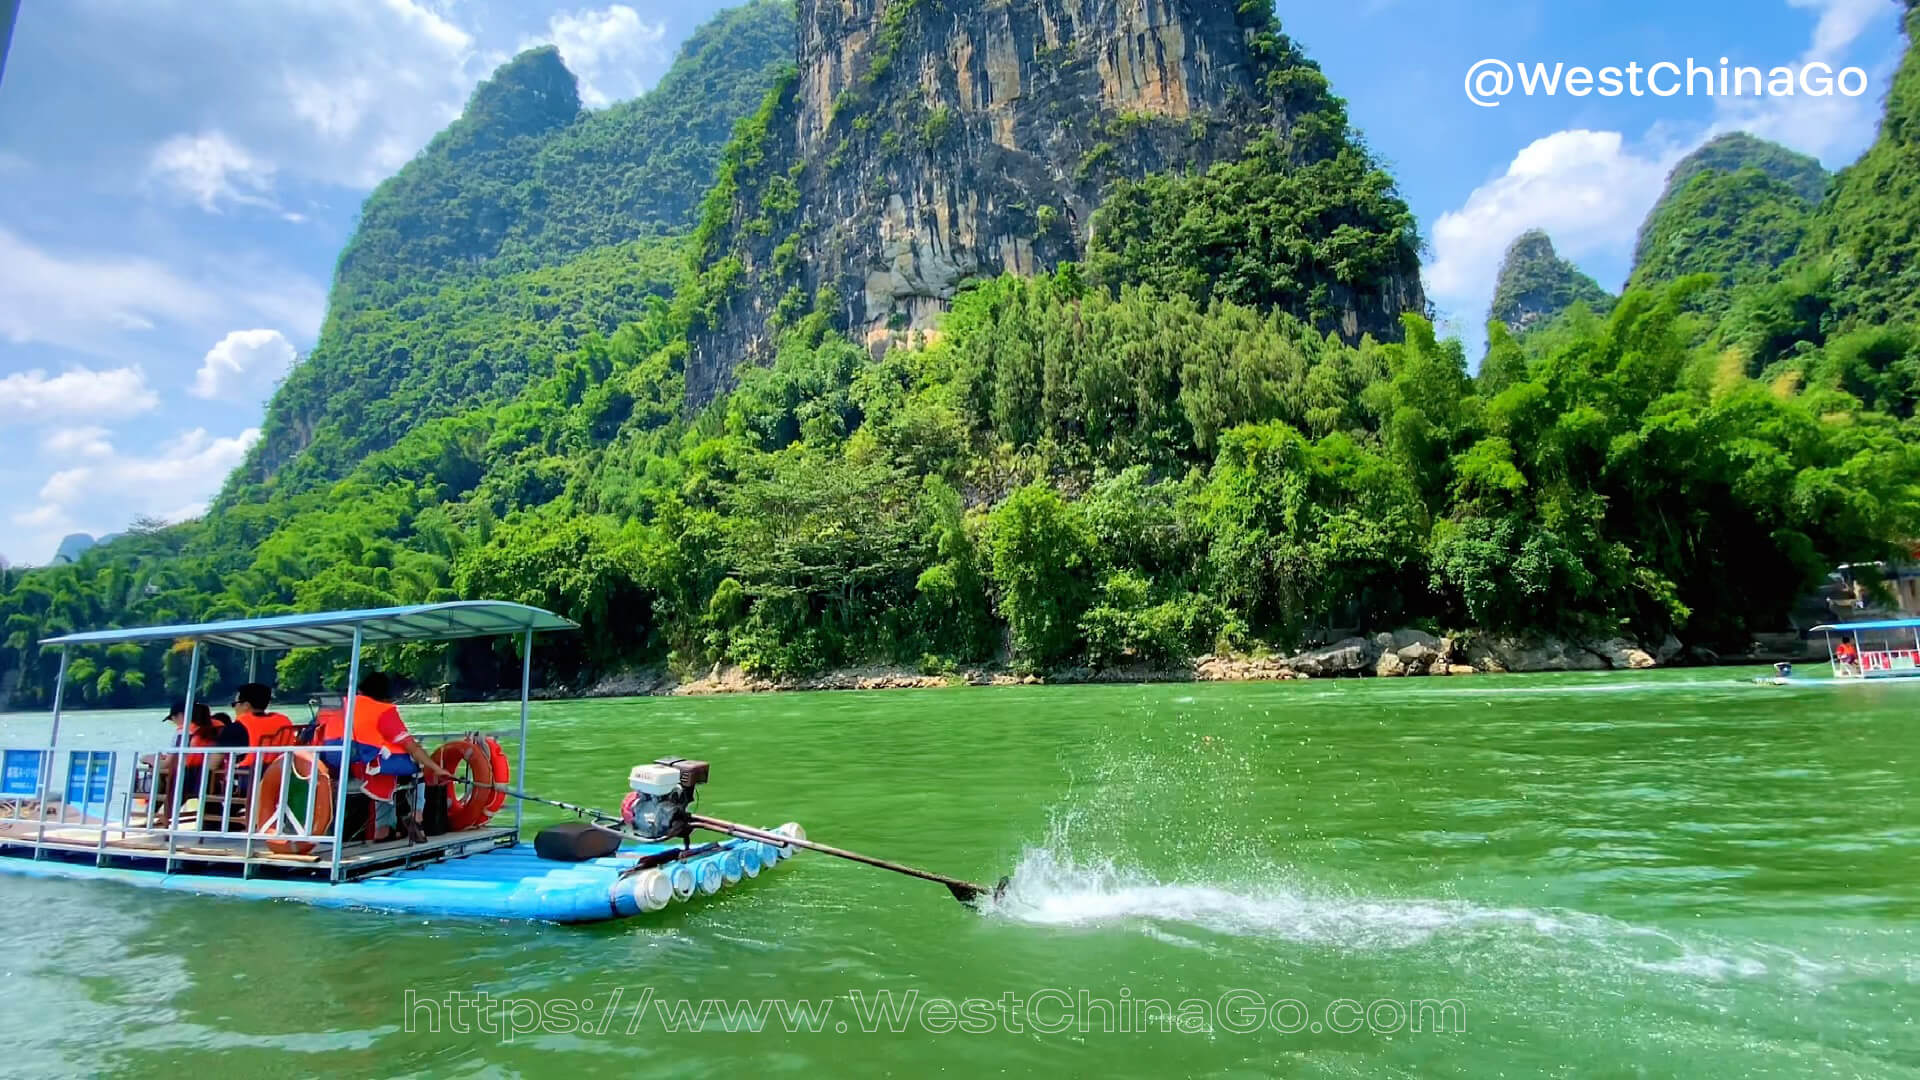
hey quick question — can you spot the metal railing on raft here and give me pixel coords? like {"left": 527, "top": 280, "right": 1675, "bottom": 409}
{"left": 0, "top": 742, "right": 345, "bottom": 876}
{"left": 1858, "top": 648, "right": 1920, "bottom": 674}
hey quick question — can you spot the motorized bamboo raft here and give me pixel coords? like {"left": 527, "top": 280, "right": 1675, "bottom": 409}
{"left": 0, "top": 602, "right": 810, "bottom": 923}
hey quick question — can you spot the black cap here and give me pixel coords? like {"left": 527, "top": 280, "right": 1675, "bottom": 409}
{"left": 163, "top": 701, "right": 212, "bottom": 724}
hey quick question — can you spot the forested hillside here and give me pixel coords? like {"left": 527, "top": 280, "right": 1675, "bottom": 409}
{"left": 225, "top": 0, "right": 796, "bottom": 501}
{"left": 1633, "top": 132, "right": 1828, "bottom": 260}
{"left": 4, "top": 1, "right": 1919, "bottom": 711}
{"left": 1626, "top": 134, "right": 1827, "bottom": 313}
{"left": 1795, "top": 0, "right": 1920, "bottom": 333}
{"left": 1708, "top": 1, "right": 1920, "bottom": 408}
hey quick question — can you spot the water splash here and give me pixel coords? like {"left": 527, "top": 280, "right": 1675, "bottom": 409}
{"left": 984, "top": 846, "right": 1563, "bottom": 950}
{"left": 981, "top": 846, "right": 1858, "bottom": 995}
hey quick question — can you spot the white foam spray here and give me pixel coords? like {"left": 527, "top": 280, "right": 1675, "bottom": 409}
{"left": 984, "top": 845, "right": 1565, "bottom": 950}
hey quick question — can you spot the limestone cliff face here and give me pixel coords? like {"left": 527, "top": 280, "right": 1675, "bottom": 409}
{"left": 687, "top": 0, "right": 1422, "bottom": 403}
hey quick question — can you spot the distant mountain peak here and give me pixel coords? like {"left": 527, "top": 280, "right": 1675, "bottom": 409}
{"left": 1632, "top": 133, "right": 1827, "bottom": 271}
{"left": 1625, "top": 133, "right": 1827, "bottom": 305}
{"left": 225, "top": 1, "right": 797, "bottom": 503}
{"left": 52, "top": 533, "right": 97, "bottom": 565}
{"left": 459, "top": 46, "right": 582, "bottom": 144}
{"left": 1489, "top": 229, "right": 1613, "bottom": 335}
{"left": 1666, "top": 133, "right": 1827, "bottom": 204}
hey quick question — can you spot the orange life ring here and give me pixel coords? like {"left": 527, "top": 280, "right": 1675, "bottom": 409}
{"left": 483, "top": 737, "right": 510, "bottom": 816}
{"left": 432, "top": 739, "right": 494, "bottom": 831}
{"left": 250, "top": 753, "right": 335, "bottom": 855}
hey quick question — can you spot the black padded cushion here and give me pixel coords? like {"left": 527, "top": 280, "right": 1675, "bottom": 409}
{"left": 535, "top": 820, "right": 622, "bottom": 861}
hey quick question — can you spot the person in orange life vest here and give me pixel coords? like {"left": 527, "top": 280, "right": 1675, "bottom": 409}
{"left": 1834, "top": 635, "right": 1861, "bottom": 675}
{"left": 228, "top": 682, "right": 292, "bottom": 770}
{"left": 146, "top": 701, "right": 216, "bottom": 820}
{"left": 318, "top": 671, "right": 449, "bottom": 844}
{"left": 167, "top": 705, "right": 238, "bottom": 821}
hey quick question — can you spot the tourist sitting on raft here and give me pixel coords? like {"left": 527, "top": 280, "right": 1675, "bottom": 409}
{"left": 1834, "top": 635, "right": 1861, "bottom": 676}
{"left": 145, "top": 701, "right": 221, "bottom": 821}
{"left": 313, "top": 671, "right": 450, "bottom": 845}
{"left": 225, "top": 682, "right": 292, "bottom": 789}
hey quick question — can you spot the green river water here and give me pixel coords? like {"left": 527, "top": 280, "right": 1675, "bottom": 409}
{"left": 0, "top": 669, "right": 1915, "bottom": 1078}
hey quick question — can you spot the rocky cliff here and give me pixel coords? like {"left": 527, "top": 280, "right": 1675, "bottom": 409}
{"left": 686, "top": 0, "right": 1425, "bottom": 403}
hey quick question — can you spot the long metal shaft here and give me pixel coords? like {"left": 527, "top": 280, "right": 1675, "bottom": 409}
{"left": 691, "top": 813, "right": 1001, "bottom": 905}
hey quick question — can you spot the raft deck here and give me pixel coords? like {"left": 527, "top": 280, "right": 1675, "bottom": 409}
{"left": 0, "top": 813, "right": 516, "bottom": 875}
{"left": 0, "top": 831, "right": 790, "bottom": 923}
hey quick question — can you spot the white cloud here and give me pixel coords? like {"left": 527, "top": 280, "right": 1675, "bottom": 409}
{"left": 1426, "top": 130, "right": 1680, "bottom": 323}
{"left": 0, "top": 227, "right": 325, "bottom": 358}
{"left": 1424, "top": 0, "right": 1899, "bottom": 348}
{"left": 1710, "top": 0, "right": 1900, "bottom": 164}
{"left": 0, "top": 227, "right": 222, "bottom": 352}
{"left": 232, "top": 273, "right": 330, "bottom": 348}
{"left": 190, "top": 329, "right": 299, "bottom": 403}
{"left": 533, "top": 5, "right": 669, "bottom": 107}
{"left": 30, "top": 427, "right": 260, "bottom": 527}
{"left": 39, "top": 426, "right": 115, "bottom": 459}
{"left": 11, "top": 504, "right": 68, "bottom": 530}
{"left": 9, "top": 426, "right": 260, "bottom": 564}
{"left": 0, "top": 366, "right": 160, "bottom": 425}
{"left": 148, "top": 130, "right": 278, "bottom": 214}
{"left": 42, "top": 1, "right": 485, "bottom": 194}
{"left": 1794, "top": 0, "right": 1887, "bottom": 58}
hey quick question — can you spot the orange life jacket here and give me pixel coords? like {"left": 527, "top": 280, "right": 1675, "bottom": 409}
{"left": 316, "top": 695, "right": 407, "bottom": 754}
{"left": 234, "top": 711, "right": 292, "bottom": 768}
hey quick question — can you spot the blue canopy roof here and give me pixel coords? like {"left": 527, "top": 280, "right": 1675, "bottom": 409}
{"left": 39, "top": 601, "right": 578, "bottom": 651}
{"left": 1809, "top": 618, "right": 1920, "bottom": 633}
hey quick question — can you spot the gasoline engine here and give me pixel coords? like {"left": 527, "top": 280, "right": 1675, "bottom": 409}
{"left": 623, "top": 757, "right": 710, "bottom": 842}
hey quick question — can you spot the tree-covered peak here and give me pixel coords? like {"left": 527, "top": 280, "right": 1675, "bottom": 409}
{"left": 1665, "top": 133, "right": 1826, "bottom": 204}
{"left": 458, "top": 46, "right": 582, "bottom": 147}
{"left": 239, "top": 2, "right": 794, "bottom": 501}
{"left": 1627, "top": 165, "right": 1815, "bottom": 309}
{"left": 1488, "top": 229, "right": 1613, "bottom": 335}
{"left": 1635, "top": 131, "right": 1827, "bottom": 272}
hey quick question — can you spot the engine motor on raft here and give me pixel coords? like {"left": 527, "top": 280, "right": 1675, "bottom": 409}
{"left": 622, "top": 758, "right": 710, "bottom": 842}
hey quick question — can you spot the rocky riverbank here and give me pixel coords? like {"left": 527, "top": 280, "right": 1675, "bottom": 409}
{"left": 534, "top": 628, "right": 1710, "bottom": 699}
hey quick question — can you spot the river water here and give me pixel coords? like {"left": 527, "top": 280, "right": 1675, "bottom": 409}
{"left": 0, "top": 669, "right": 1914, "bottom": 1077}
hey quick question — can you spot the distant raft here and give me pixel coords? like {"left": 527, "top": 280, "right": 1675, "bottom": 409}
{"left": 0, "top": 826, "right": 803, "bottom": 924}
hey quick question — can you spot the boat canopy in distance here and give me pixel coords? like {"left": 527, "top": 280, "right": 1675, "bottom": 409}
{"left": 38, "top": 601, "right": 578, "bottom": 651}
{"left": 1808, "top": 618, "right": 1920, "bottom": 633}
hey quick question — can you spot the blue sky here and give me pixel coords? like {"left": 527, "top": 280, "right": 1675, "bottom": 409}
{"left": 0, "top": 0, "right": 1904, "bottom": 566}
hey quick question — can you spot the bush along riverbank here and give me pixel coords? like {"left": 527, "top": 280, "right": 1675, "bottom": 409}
{"left": 521, "top": 628, "right": 1719, "bottom": 698}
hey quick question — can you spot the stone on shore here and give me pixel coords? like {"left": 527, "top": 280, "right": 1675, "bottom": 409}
{"left": 1587, "top": 637, "right": 1657, "bottom": 670}
{"left": 1286, "top": 636, "right": 1381, "bottom": 677}
{"left": 1371, "top": 629, "right": 1446, "bottom": 676}
{"left": 1194, "top": 654, "right": 1300, "bottom": 681}
{"left": 1464, "top": 635, "right": 1609, "bottom": 672}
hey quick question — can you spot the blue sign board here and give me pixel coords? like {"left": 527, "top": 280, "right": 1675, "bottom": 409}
{"left": 1, "top": 750, "right": 42, "bottom": 797}
{"left": 64, "top": 751, "right": 112, "bottom": 807}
